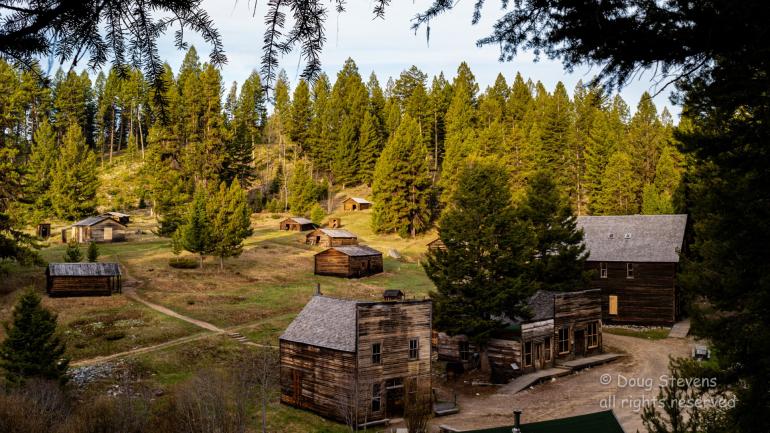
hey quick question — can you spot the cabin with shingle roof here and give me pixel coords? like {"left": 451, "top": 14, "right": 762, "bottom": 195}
{"left": 436, "top": 289, "right": 602, "bottom": 382}
{"left": 45, "top": 262, "right": 122, "bottom": 296}
{"left": 69, "top": 215, "right": 127, "bottom": 243}
{"left": 279, "top": 216, "right": 317, "bottom": 231}
{"left": 279, "top": 294, "right": 432, "bottom": 425}
{"left": 576, "top": 214, "right": 688, "bottom": 326}
{"left": 305, "top": 228, "right": 358, "bottom": 247}
{"left": 342, "top": 197, "right": 372, "bottom": 211}
{"left": 314, "top": 245, "right": 383, "bottom": 278}
{"left": 100, "top": 211, "right": 130, "bottom": 225}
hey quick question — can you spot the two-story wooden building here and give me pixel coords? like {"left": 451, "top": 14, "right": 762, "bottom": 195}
{"left": 437, "top": 289, "right": 602, "bottom": 382}
{"left": 279, "top": 294, "right": 432, "bottom": 426}
{"left": 576, "top": 214, "right": 687, "bottom": 326}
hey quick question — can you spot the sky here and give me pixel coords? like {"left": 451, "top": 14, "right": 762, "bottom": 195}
{"left": 155, "top": 1, "right": 678, "bottom": 117}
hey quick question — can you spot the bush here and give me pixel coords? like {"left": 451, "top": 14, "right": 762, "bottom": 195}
{"left": 265, "top": 197, "right": 282, "bottom": 213}
{"left": 310, "top": 204, "right": 325, "bottom": 224}
{"left": 168, "top": 257, "right": 199, "bottom": 269}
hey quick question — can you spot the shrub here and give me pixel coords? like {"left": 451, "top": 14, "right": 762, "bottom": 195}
{"left": 168, "top": 257, "right": 199, "bottom": 269}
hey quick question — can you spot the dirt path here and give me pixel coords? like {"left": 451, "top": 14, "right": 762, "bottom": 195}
{"left": 430, "top": 333, "right": 692, "bottom": 433}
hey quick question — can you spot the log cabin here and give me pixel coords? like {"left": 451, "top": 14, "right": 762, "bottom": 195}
{"left": 342, "top": 197, "right": 372, "bottom": 211}
{"left": 305, "top": 228, "right": 358, "bottom": 247}
{"left": 69, "top": 215, "right": 127, "bottom": 243}
{"left": 426, "top": 238, "right": 447, "bottom": 252}
{"left": 327, "top": 217, "right": 341, "bottom": 228}
{"left": 437, "top": 289, "right": 602, "bottom": 382}
{"left": 279, "top": 216, "right": 317, "bottom": 231}
{"left": 314, "top": 246, "right": 383, "bottom": 278}
{"left": 46, "top": 263, "right": 122, "bottom": 297}
{"left": 280, "top": 294, "right": 432, "bottom": 425}
{"left": 100, "top": 211, "right": 130, "bottom": 225}
{"left": 383, "top": 290, "right": 405, "bottom": 301}
{"left": 576, "top": 214, "right": 688, "bottom": 326}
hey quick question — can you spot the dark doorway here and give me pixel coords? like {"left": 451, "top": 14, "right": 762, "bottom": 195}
{"left": 385, "top": 378, "right": 404, "bottom": 417}
{"left": 352, "top": 204, "right": 357, "bottom": 210}
{"left": 574, "top": 330, "right": 585, "bottom": 356}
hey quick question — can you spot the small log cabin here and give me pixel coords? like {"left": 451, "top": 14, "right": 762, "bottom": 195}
{"left": 342, "top": 197, "right": 372, "bottom": 211}
{"left": 314, "top": 246, "right": 383, "bottom": 278}
{"left": 69, "top": 215, "right": 127, "bottom": 243}
{"left": 280, "top": 294, "right": 432, "bottom": 425}
{"left": 426, "top": 238, "right": 447, "bottom": 252}
{"left": 576, "top": 214, "right": 688, "bottom": 326}
{"left": 279, "top": 216, "right": 317, "bottom": 231}
{"left": 437, "top": 289, "right": 602, "bottom": 382}
{"left": 101, "top": 211, "right": 130, "bottom": 225}
{"left": 46, "top": 263, "right": 122, "bottom": 297}
{"left": 37, "top": 223, "right": 51, "bottom": 238}
{"left": 327, "top": 217, "right": 341, "bottom": 228}
{"left": 305, "top": 228, "right": 358, "bottom": 247}
{"left": 383, "top": 290, "right": 405, "bottom": 301}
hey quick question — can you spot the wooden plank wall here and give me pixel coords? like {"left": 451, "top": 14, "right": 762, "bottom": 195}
{"left": 279, "top": 340, "right": 357, "bottom": 422}
{"left": 314, "top": 250, "right": 351, "bottom": 276}
{"left": 48, "top": 276, "right": 113, "bottom": 296}
{"left": 553, "top": 290, "right": 603, "bottom": 360}
{"left": 585, "top": 261, "right": 677, "bottom": 325}
{"left": 356, "top": 301, "right": 432, "bottom": 421}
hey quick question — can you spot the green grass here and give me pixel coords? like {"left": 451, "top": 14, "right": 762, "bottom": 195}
{"left": 604, "top": 326, "right": 670, "bottom": 340}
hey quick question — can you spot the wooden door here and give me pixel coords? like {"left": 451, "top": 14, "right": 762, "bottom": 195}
{"left": 534, "top": 342, "right": 544, "bottom": 369}
{"left": 574, "top": 330, "right": 585, "bottom": 356}
{"left": 104, "top": 227, "right": 113, "bottom": 241}
{"left": 385, "top": 379, "right": 404, "bottom": 418}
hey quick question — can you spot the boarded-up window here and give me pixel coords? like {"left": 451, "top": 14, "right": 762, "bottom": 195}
{"left": 600, "top": 262, "right": 607, "bottom": 278}
{"left": 459, "top": 341, "right": 470, "bottom": 361}
{"left": 104, "top": 226, "right": 113, "bottom": 241}
{"left": 372, "top": 343, "right": 381, "bottom": 364}
{"left": 609, "top": 295, "right": 618, "bottom": 315}
{"left": 587, "top": 321, "right": 599, "bottom": 348}
{"left": 558, "top": 327, "right": 570, "bottom": 354}
{"left": 523, "top": 341, "right": 533, "bottom": 367}
{"left": 544, "top": 337, "right": 552, "bottom": 361}
{"left": 409, "top": 338, "right": 419, "bottom": 360}
{"left": 626, "top": 263, "right": 634, "bottom": 279}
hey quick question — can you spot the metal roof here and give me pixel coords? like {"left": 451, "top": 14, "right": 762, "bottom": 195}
{"left": 346, "top": 197, "right": 372, "bottom": 204}
{"left": 576, "top": 214, "right": 687, "bottom": 263}
{"left": 102, "top": 211, "right": 130, "bottom": 218}
{"left": 283, "top": 217, "right": 314, "bottom": 225}
{"left": 316, "top": 228, "right": 357, "bottom": 238}
{"left": 321, "top": 245, "right": 381, "bottom": 257}
{"left": 47, "top": 262, "right": 122, "bottom": 277}
{"left": 279, "top": 296, "right": 358, "bottom": 352}
{"left": 72, "top": 215, "right": 115, "bottom": 227}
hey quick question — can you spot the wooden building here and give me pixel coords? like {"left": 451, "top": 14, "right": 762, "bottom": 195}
{"left": 36, "top": 223, "right": 51, "bottom": 238}
{"left": 101, "top": 211, "right": 130, "bottom": 225}
{"left": 576, "top": 214, "right": 687, "bottom": 326}
{"left": 437, "top": 289, "right": 602, "bottom": 381}
{"left": 426, "top": 238, "right": 447, "bottom": 252}
{"left": 383, "top": 289, "right": 405, "bottom": 301}
{"left": 279, "top": 217, "right": 317, "bottom": 231}
{"left": 69, "top": 215, "right": 127, "bottom": 243}
{"left": 280, "top": 295, "right": 432, "bottom": 425}
{"left": 305, "top": 228, "right": 358, "bottom": 247}
{"left": 46, "top": 263, "right": 122, "bottom": 297}
{"left": 342, "top": 197, "right": 372, "bottom": 211}
{"left": 327, "top": 217, "right": 341, "bottom": 228}
{"left": 314, "top": 246, "right": 383, "bottom": 278}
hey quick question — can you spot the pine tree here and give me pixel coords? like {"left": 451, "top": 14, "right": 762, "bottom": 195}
{"left": 425, "top": 158, "right": 533, "bottom": 352}
{"left": 209, "top": 182, "right": 252, "bottom": 271}
{"left": 427, "top": 73, "right": 452, "bottom": 178}
{"left": 627, "top": 93, "right": 665, "bottom": 192}
{"left": 328, "top": 59, "right": 368, "bottom": 185}
{"left": 310, "top": 204, "right": 325, "bottom": 225}
{"left": 358, "top": 110, "right": 384, "bottom": 184}
{"left": 87, "top": 241, "right": 99, "bottom": 262}
{"left": 287, "top": 160, "right": 319, "bottom": 215}
{"left": 0, "top": 290, "right": 68, "bottom": 385}
{"left": 308, "top": 73, "right": 332, "bottom": 168}
{"left": 516, "top": 171, "right": 591, "bottom": 292}
{"left": 505, "top": 72, "right": 535, "bottom": 193}
{"left": 63, "top": 240, "right": 83, "bottom": 262}
{"left": 50, "top": 124, "right": 99, "bottom": 220}
{"left": 288, "top": 79, "right": 312, "bottom": 153}
{"left": 371, "top": 115, "right": 433, "bottom": 238}
{"left": 593, "top": 151, "right": 640, "bottom": 214}
{"left": 178, "top": 188, "right": 213, "bottom": 269}
{"left": 229, "top": 71, "right": 266, "bottom": 186}
{"left": 24, "top": 122, "right": 58, "bottom": 217}
{"left": 538, "top": 81, "right": 573, "bottom": 191}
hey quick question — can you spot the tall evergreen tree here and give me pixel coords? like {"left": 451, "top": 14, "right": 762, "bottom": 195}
{"left": 371, "top": 115, "right": 432, "bottom": 238}
{"left": 0, "top": 290, "right": 68, "bottom": 386}
{"left": 209, "top": 182, "right": 252, "bottom": 270}
{"left": 593, "top": 151, "right": 640, "bottom": 215}
{"left": 50, "top": 124, "right": 98, "bottom": 220}
{"left": 288, "top": 79, "right": 312, "bottom": 152}
{"left": 178, "top": 188, "right": 213, "bottom": 268}
{"left": 63, "top": 240, "right": 82, "bottom": 262}
{"left": 24, "top": 122, "right": 58, "bottom": 217}
{"left": 538, "top": 82, "right": 572, "bottom": 192}
{"left": 287, "top": 160, "right": 319, "bottom": 215}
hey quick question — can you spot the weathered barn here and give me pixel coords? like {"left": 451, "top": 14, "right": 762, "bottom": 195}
{"left": 37, "top": 223, "right": 51, "bottom": 238}
{"left": 576, "top": 214, "right": 687, "bottom": 326}
{"left": 437, "top": 289, "right": 602, "bottom": 381}
{"left": 305, "top": 228, "right": 358, "bottom": 247}
{"left": 342, "top": 197, "right": 372, "bottom": 211}
{"left": 101, "top": 211, "right": 130, "bottom": 225}
{"left": 280, "top": 294, "right": 432, "bottom": 425}
{"left": 426, "top": 238, "right": 447, "bottom": 252}
{"left": 46, "top": 263, "right": 122, "bottom": 297}
{"left": 69, "top": 215, "right": 127, "bottom": 243}
{"left": 314, "top": 245, "right": 383, "bottom": 278}
{"left": 279, "top": 217, "right": 317, "bottom": 231}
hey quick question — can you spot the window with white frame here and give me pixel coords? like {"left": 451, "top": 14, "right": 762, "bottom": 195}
{"left": 459, "top": 341, "right": 470, "bottom": 361}
{"left": 371, "top": 383, "right": 381, "bottom": 412}
{"left": 371, "top": 343, "right": 381, "bottom": 364}
{"left": 558, "top": 327, "right": 570, "bottom": 354}
{"left": 626, "top": 263, "right": 634, "bottom": 279}
{"left": 409, "top": 338, "right": 419, "bottom": 360}
{"left": 523, "top": 341, "right": 533, "bottom": 367}
{"left": 600, "top": 262, "right": 608, "bottom": 278}
{"left": 587, "top": 321, "right": 599, "bottom": 348}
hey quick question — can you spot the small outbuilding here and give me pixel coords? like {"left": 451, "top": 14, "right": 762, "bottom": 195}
{"left": 427, "top": 238, "right": 447, "bottom": 252}
{"left": 70, "top": 215, "right": 127, "bottom": 243}
{"left": 326, "top": 217, "right": 341, "bottom": 228}
{"left": 101, "top": 211, "right": 130, "bottom": 225}
{"left": 342, "top": 197, "right": 372, "bottom": 211}
{"left": 314, "top": 245, "right": 383, "bottom": 278}
{"left": 279, "top": 217, "right": 317, "bottom": 231}
{"left": 46, "top": 262, "right": 122, "bottom": 297}
{"left": 383, "top": 289, "right": 405, "bottom": 301}
{"left": 305, "top": 228, "right": 358, "bottom": 247}
{"left": 37, "top": 223, "right": 51, "bottom": 239}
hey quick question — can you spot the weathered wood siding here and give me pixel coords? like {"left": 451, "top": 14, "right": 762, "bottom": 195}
{"left": 305, "top": 230, "right": 358, "bottom": 247}
{"left": 46, "top": 276, "right": 115, "bottom": 296}
{"left": 356, "top": 301, "right": 432, "bottom": 421}
{"left": 314, "top": 250, "right": 383, "bottom": 278}
{"left": 435, "top": 333, "right": 478, "bottom": 366}
{"left": 72, "top": 219, "right": 126, "bottom": 243}
{"left": 343, "top": 200, "right": 372, "bottom": 211}
{"left": 280, "top": 219, "right": 315, "bottom": 231}
{"left": 585, "top": 261, "right": 678, "bottom": 325}
{"left": 487, "top": 338, "right": 522, "bottom": 372}
{"left": 553, "top": 290, "right": 603, "bottom": 361}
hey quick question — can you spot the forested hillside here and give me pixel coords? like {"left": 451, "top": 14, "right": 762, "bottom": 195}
{"left": 1, "top": 47, "right": 682, "bottom": 241}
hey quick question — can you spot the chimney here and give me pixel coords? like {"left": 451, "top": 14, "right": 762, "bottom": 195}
{"left": 512, "top": 410, "right": 522, "bottom": 433}
{"left": 314, "top": 283, "right": 322, "bottom": 296}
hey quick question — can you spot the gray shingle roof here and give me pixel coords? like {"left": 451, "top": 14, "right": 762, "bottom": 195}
{"left": 280, "top": 296, "right": 358, "bottom": 352}
{"left": 284, "top": 217, "right": 313, "bottom": 225}
{"left": 346, "top": 197, "right": 372, "bottom": 204}
{"left": 326, "top": 245, "right": 381, "bottom": 257}
{"left": 576, "top": 214, "right": 687, "bottom": 263}
{"left": 48, "top": 262, "right": 122, "bottom": 277}
{"left": 317, "top": 228, "right": 357, "bottom": 238}
{"left": 527, "top": 290, "right": 558, "bottom": 321}
{"left": 72, "top": 215, "right": 114, "bottom": 226}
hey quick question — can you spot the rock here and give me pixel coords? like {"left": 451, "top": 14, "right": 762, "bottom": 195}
{"left": 388, "top": 248, "right": 401, "bottom": 259}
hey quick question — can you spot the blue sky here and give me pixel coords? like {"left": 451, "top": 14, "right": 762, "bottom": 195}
{"left": 156, "top": 1, "right": 677, "bottom": 117}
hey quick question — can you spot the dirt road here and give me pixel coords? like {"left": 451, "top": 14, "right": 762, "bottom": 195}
{"left": 431, "top": 333, "right": 692, "bottom": 433}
